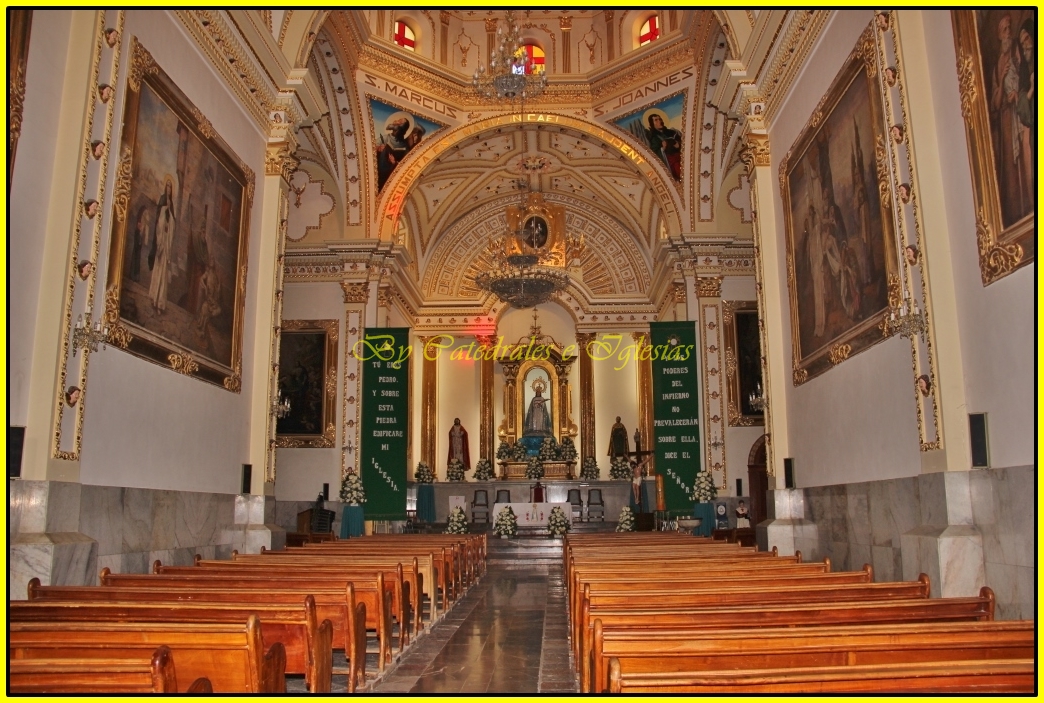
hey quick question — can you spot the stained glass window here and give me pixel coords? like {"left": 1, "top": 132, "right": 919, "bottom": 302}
{"left": 639, "top": 16, "right": 660, "bottom": 46}
{"left": 393, "top": 21, "right": 416, "bottom": 51}
{"left": 512, "top": 44, "right": 546, "bottom": 75}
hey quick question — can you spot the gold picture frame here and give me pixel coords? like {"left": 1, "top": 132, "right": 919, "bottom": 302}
{"left": 105, "top": 37, "right": 253, "bottom": 391}
{"left": 952, "top": 10, "right": 1034, "bottom": 285}
{"left": 780, "top": 26, "right": 898, "bottom": 385}
{"left": 722, "top": 301, "right": 764, "bottom": 427}
{"left": 276, "top": 319, "right": 338, "bottom": 448}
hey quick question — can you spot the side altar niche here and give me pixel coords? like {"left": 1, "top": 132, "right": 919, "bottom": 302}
{"left": 497, "top": 332, "right": 578, "bottom": 480}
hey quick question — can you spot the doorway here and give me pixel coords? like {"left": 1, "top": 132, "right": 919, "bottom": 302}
{"left": 747, "top": 434, "right": 768, "bottom": 527}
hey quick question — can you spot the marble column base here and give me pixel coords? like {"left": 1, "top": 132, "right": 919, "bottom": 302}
{"left": 758, "top": 488, "right": 820, "bottom": 559}
{"left": 9, "top": 531, "right": 97, "bottom": 599}
{"left": 227, "top": 494, "right": 285, "bottom": 554}
{"left": 901, "top": 524, "right": 985, "bottom": 598}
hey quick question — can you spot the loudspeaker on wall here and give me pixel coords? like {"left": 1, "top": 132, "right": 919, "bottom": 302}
{"left": 784, "top": 458, "right": 794, "bottom": 488}
{"left": 241, "top": 464, "right": 252, "bottom": 494}
{"left": 323, "top": 483, "right": 330, "bottom": 501}
{"left": 969, "top": 413, "right": 989, "bottom": 468}
{"left": 736, "top": 478, "right": 743, "bottom": 496}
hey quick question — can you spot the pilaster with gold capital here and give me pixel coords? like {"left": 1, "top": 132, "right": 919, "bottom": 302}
{"left": 695, "top": 277, "right": 727, "bottom": 489}
{"left": 575, "top": 332, "right": 597, "bottom": 462}
{"left": 340, "top": 279, "right": 368, "bottom": 487}
{"left": 476, "top": 335, "right": 497, "bottom": 462}
{"left": 419, "top": 336, "right": 438, "bottom": 469}
{"left": 631, "top": 331, "right": 654, "bottom": 472}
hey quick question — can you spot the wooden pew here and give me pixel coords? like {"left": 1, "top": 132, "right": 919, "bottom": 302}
{"left": 9, "top": 615, "right": 286, "bottom": 694}
{"left": 608, "top": 658, "right": 1037, "bottom": 694}
{"left": 29, "top": 579, "right": 370, "bottom": 691}
{"left": 98, "top": 567, "right": 394, "bottom": 673}
{"left": 10, "top": 593, "right": 333, "bottom": 693}
{"left": 591, "top": 619, "right": 1034, "bottom": 693}
{"left": 158, "top": 560, "right": 413, "bottom": 651}
{"left": 8, "top": 646, "right": 194, "bottom": 694}
{"left": 575, "top": 575, "right": 932, "bottom": 673}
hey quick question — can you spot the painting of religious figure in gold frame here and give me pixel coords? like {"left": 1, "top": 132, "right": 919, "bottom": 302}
{"left": 105, "top": 37, "right": 252, "bottom": 391}
{"left": 780, "top": 25, "right": 898, "bottom": 385}
{"left": 275, "top": 319, "right": 338, "bottom": 448}
{"left": 952, "top": 10, "right": 1035, "bottom": 285}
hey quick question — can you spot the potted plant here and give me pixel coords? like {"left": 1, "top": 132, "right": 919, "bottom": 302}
{"left": 616, "top": 505, "right": 636, "bottom": 532}
{"left": 445, "top": 506, "right": 469, "bottom": 534}
{"left": 547, "top": 505, "right": 570, "bottom": 537}
{"left": 414, "top": 461, "right": 434, "bottom": 484}
{"left": 493, "top": 506, "right": 518, "bottom": 538}
{"left": 447, "top": 458, "right": 465, "bottom": 482}
{"left": 473, "top": 457, "right": 495, "bottom": 481}
{"left": 693, "top": 469, "right": 717, "bottom": 503}
{"left": 339, "top": 471, "right": 366, "bottom": 506}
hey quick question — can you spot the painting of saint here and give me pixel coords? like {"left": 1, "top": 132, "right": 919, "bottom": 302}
{"left": 613, "top": 91, "right": 686, "bottom": 182}
{"left": 782, "top": 31, "right": 896, "bottom": 382}
{"left": 369, "top": 99, "right": 443, "bottom": 192}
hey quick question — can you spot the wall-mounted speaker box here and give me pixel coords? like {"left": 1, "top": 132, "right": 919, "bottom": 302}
{"left": 969, "top": 413, "right": 989, "bottom": 469}
{"left": 323, "top": 483, "right": 330, "bottom": 501}
{"left": 8, "top": 426, "right": 25, "bottom": 478}
{"left": 784, "top": 458, "right": 794, "bottom": 489}
{"left": 241, "top": 464, "right": 252, "bottom": 494}
{"left": 736, "top": 478, "right": 743, "bottom": 496}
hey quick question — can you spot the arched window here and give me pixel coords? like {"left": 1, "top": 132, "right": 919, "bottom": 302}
{"left": 393, "top": 20, "right": 416, "bottom": 51}
{"left": 512, "top": 44, "right": 545, "bottom": 75}
{"left": 638, "top": 15, "right": 660, "bottom": 46}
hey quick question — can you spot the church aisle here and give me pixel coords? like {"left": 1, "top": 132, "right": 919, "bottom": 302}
{"left": 371, "top": 539, "right": 577, "bottom": 694}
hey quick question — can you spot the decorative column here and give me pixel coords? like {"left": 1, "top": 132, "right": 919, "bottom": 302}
{"left": 484, "top": 18, "right": 498, "bottom": 71}
{"left": 340, "top": 282, "right": 369, "bottom": 486}
{"left": 477, "top": 335, "right": 496, "bottom": 462}
{"left": 631, "top": 331, "right": 653, "bottom": 470}
{"left": 248, "top": 110, "right": 298, "bottom": 493}
{"left": 559, "top": 16, "right": 572, "bottom": 74}
{"left": 696, "top": 276, "right": 727, "bottom": 490}
{"left": 740, "top": 129, "right": 789, "bottom": 484}
{"left": 498, "top": 364, "right": 519, "bottom": 445}
{"left": 604, "top": 11, "right": 615, "bottom": 62}
{"left": 440, "top": 11, "right": 451, "bottom": 66}
{"left": 419, "top": 337, "right": 438, "bottom": 468}
{"left": 576, "top": 332, "right": 597, "bottom": 462}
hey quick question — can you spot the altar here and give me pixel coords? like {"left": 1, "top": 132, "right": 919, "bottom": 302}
{"left": 498, "top": 460, "right": 575, "bottom": 480}
{"left": 493, "top": 501, "right": 571, "bottom": 527}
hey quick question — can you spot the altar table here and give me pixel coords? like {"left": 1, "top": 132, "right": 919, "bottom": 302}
{"left": 492, "top": 502, "right": 571, "bottom": 526}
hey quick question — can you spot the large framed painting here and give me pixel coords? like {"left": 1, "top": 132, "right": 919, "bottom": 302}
{"left": 275, "top": 319, "right": 338, "bottom": 448}
{"left": 952, "top": 10, "right": 1035, "bottom": 285}
{"left": 781, "top": 27, "right": 898, "bottom": 385}
{"left": 105, "top": 37, "right": 253, "bottom": 390}
{"left": 723, "top": 301, "right": 764, "bottom": 426}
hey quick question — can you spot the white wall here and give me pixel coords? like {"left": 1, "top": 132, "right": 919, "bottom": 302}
{"left": 76, "top": 11, "right": 267, "bottom": 492}
{"left": 919, "top": 13, "right": 1035, "bottom": 470}
{"left": 274, "top": 282, "right": 344, "bottom": 501}
{"left": 9, "top": 11, "right": 73, "bottom": 425}
{"left": 768, "top": 10, "right": 923, "bottom": 486}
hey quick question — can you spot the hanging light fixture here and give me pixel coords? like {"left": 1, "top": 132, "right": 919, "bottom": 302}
{"left": 472, "top": 11, "right": 548, "bottom": 104}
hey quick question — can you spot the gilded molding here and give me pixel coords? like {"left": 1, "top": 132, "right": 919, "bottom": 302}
{"left": 793, "top": 368, "right": 808, "bottom": 385}
{"left": 739, "top": 133, "right": 770, "bottom": 177}
{"left": 695, "top": 276, "right": 722, "bottom": 298}
{"left": 265, "top": 142, "right": 300, "bottom": 182}
{"left": 127, "top": 36, "right": 158, "bottom": 92}
{"left": 955, "top": 47, "right": 976, "bottom": 119}
{"left": 103, "top": 287, "right": 132, "bottom": 349}
{"left": 168, "top": 351, "right": 200, "bottom": 375}
{"left": 190, "top": 105, "right": 216, "bottom": 139}
{"left": 976, "top": 209, "right": 1023, "bottom": 285}
{"left": 828, "top": 343, "right": 851, "bottom": 366}
{"left": 112, "top": 147, "right": 133, "bottom": 222}
{"left": 341, "top": 280, "right": 369, "bottom": 304}
{"left": 874, "top": 134, "right": 891, "bottom": 209}
{"left": 223, "top": 371, "right": 242, "bottom": 393}
{"left": 9, "top": 62, "right": 25, "bottom": 150}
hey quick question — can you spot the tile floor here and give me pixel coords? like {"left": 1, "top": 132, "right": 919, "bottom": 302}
{"left": 371, "top": 562, "right": 577, "bottom": 694}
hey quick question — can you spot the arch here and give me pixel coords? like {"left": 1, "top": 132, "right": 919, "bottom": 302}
{"left": 747, "top": 433, "right": 767, "bottom": 465}
{"left": 282, "top": 10, "right": 330, "bottom": 69}
{"left": 376, "top": 113, "right": 684, "bottom": 242}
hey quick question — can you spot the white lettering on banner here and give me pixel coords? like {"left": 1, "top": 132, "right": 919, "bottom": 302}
{"left": 662, "top": 367, "right": 688, "bottom": 374}
{"left": 654, "top": 418, "right": 698, "bottom": 426}
{"left": 378, "top": 376, "right": 397, "bottom": 383}
{"left": 380, "top": 390, "right": 400, "bottom": 396}
{"left": 663, "top": 466, "right": 692, "bottom": 495}
{"left": 371, "top": 457, "right": 400, "bottom": 492}
{"left": 662, "top": 392, "right": 690, "bottom": 399}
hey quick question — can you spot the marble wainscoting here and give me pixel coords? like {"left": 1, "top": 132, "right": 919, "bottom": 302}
{"left": 275, "top": 499, "right": 345, "bottom": 535}
{"left": 757, "top": 465, "right": 1033, "bottom": 620}
{"left": 9, "top": 480, "right": 286, "bottom": 598}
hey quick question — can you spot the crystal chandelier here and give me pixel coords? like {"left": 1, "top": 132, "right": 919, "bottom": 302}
{"left": 472, "top": 11, "right": 548, "bottom": 104}
{"left": 474, "top": 181, "right": 570, "bottom": 309}
{"left": 748, "top": 382, "right": 766, "bottom": 412}
{"left": 272, "top": 388, "right": 291, "bottom": 419}
{"left": 885, "top": 298, "right": 927, "bottom": 340}
{"left": 72, "top": 304, "right": 110, "bottom": 355}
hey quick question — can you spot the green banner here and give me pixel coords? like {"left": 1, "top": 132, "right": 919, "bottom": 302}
{"left": 360, "top": 328, "right": 411, "bottom": 520}
{"left": 650, "top": 321, "right": 701, "bottom": 516}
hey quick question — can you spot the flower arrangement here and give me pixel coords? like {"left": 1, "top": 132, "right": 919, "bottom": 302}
{"left": 493, "top": 506, "right": 517, "bottom": 537}
{"left": 414, "top": 461, "right": 434, "bottom": 484}
{"left": 616, "top": 506, "right": 636, "bottom": 532}
{"left": 547, "top": 506, "right": 570, "bottom": 537}
{"left": 445, "top": 506, "right": 469, "bottom": 534}
{"left": 539, "top": 436, "right": 559, "bottom": 461}
{"left": 512, "top": 440, "right": 528, "bottom": 461}
{"left": 609, "top": 456, "right": 631, "bottom": 480}
{"left": 693, "top": 469, "right": 717, "bottom": 503}
{"left": 525, "top": 455, "right": 545, "bottom": 479}
{"left": 473, "top": 457, "right": 495, "bottom": 481}
{"left": 580, "top": 456, "right": 600, "bottom": 480}
{"left": 559, "top": 436, "right": 578, "bottom": 462}
{"left": 447, "top": 459, "right": 465, "bottom": 482}
{"left": 496, "top": 440, "right": 513, "bottom": 461}
{"left": 340, "top": 471, "right": 366, "bottom": 505}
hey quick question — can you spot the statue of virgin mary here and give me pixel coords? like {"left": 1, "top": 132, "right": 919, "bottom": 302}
{"left": 523, "top": 377, "right": 553, "bottom": 437}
